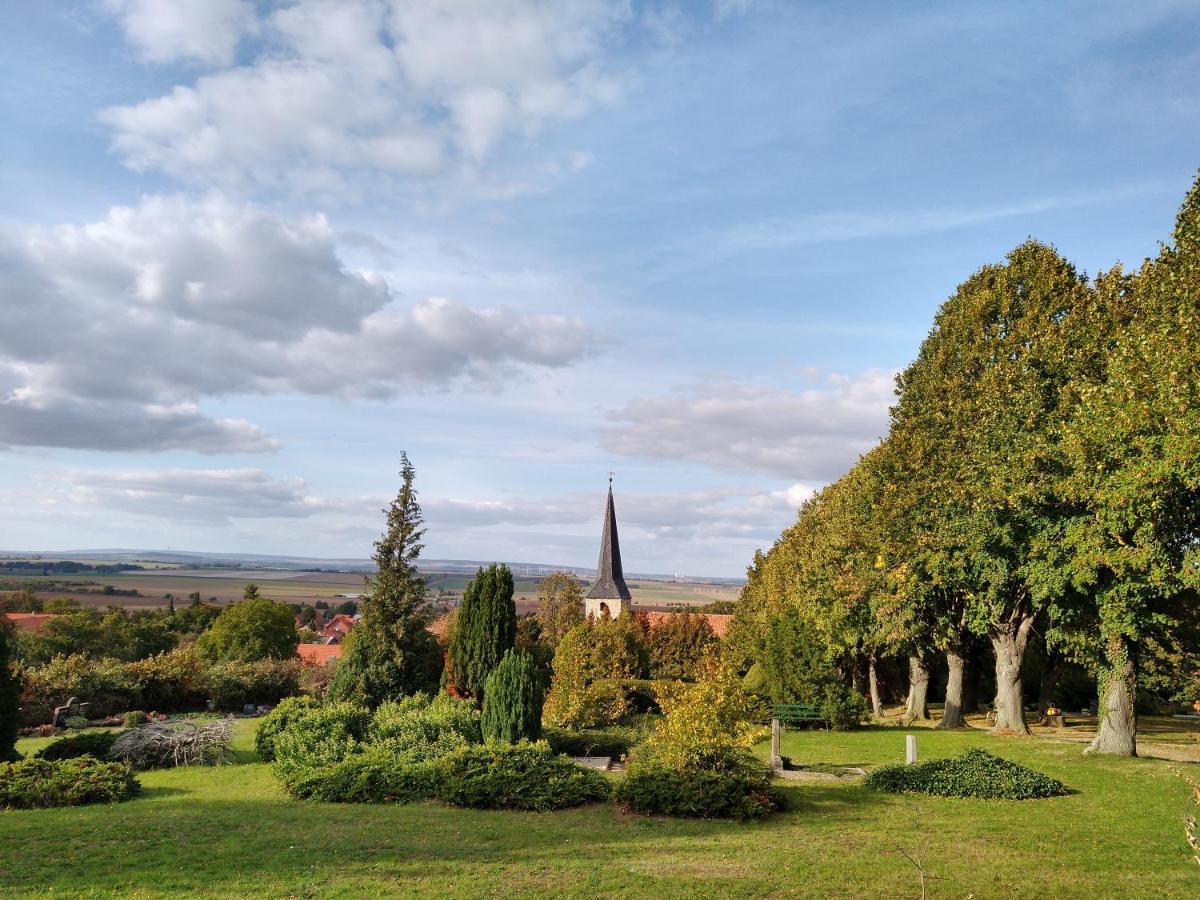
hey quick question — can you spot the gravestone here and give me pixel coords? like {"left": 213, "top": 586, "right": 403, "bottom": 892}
{"left": 52, "top": 696, "right": 90, "bottom": 728}
{"left": 905, "top": 734, "right": 918, "bottom": 765}
{"left": 770, "top": 718, "right": 783, "bottom": 772}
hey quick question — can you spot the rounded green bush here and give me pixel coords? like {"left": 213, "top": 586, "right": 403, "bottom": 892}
{"left": 34, "top": 730, "right": 119, "bottom": 762}
{"left": 368, "top": 693, "right": 480, "bottom": 761}
{"left": 864, "top": 748, "right": 1069, "bottom": 800}
{"left": 0, "top": 757, "right": 140, "bottom": 809}
{"left": 271, "top": 702, "right": 371, "bottom": 782}
{"left": 615, "top": 762, "right": 782, "bottom": 819}
{"left": 435, "top": 741, "right": 610, "bottom": 811}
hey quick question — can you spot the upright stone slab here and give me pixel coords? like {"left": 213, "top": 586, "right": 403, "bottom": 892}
{"left": 770, "top": 718, "right": 783, "bottom": 772}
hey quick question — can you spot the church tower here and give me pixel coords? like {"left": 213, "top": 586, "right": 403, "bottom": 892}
{"left": 584, "top": 477, "right": 632, "bottom": 619}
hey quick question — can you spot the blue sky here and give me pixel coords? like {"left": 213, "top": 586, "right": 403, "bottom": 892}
{"left": 1, "top": 1, "right": 1198, "bottom": 576}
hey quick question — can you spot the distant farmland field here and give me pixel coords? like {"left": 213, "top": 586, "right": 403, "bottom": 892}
{"left": 10, "top": 567, "right": 740, "bottom": 612}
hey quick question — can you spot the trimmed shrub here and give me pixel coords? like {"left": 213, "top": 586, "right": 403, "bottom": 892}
{"left": 616, "top": 762, "right": 782, "bottom": 820}
{"left": 481, "top": 650, "right": 545, "bottom": 743}
{"left": 0, "top": 757, "right": 139, "bottom": 809}
{"left": 285, "top": 748, "right": 440, "bottom": 804}
{"left": 864, "top": 749, "right": 1069, "bottom": 800}
{"left": 271, "top": 702, "right": 372, "bottom": 781}
{"left": 255, "top": 696, "right": 320, "bottom": 762}
{"left": 368, "top": 693, "right": 480, "bottom": 761}
{"left": 435, "top": 741, "right": 610, "bottom": 811}
{"left": 122, "top": 710, "right": 148, "bottom": 727}
{"left": 34, "top": 730, "right": 119, "bottom": 762}
{"left": 543, "top": 724, "right": 644, "bottom": 758}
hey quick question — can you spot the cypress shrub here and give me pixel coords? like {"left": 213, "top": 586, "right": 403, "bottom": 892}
{"left": 435, "top": 741, "right": 610, "bottom": 811}
{"left": 254, "top": 695, "right": 320, "bottom": 762}
{"left": 447, "top": 564, "right": 516, "bottom": 703}
{"left": 481, "top": 650, "right": 544, "bottom": 744}
{"left": 0, "top": 757, "right": 140, "bottom": 809}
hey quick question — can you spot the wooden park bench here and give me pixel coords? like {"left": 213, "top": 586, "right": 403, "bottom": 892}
{"left": 772, "top": 703, "right": 827, "bottom": 727}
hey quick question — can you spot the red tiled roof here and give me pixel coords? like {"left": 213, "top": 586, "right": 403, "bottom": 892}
{"left": 3, "top": 613, "right": 59, "bottom": 633}
{"left": 297, "top": 642, "right": 342, "bottom": 665}
{"left": 640, "top": 610, "right": 732, "bottom": 638}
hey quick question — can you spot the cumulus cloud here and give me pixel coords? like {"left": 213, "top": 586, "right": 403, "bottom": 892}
{"left": 98, "top": 0, "right": 633, "bottom": 193}
{"left": 103, "top": 0, "right": 257, "bottom": 66}
{"left": 0, "top": 194, "right": 595, "bottom": 452}
{"left": 600, "top": 372, "right": 895, "bottom": 479}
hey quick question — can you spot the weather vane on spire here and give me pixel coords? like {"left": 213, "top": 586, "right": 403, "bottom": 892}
{"left": 608, "top": 470, "right": 614, "bottom": 486}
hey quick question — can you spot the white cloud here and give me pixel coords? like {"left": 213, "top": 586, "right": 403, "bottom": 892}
{"left": 103, "top": 0, "right": 257, "bottom": 66}
{"left": 0, "top": 194, "right": 596, "bottom": 452}
{"left": 600, "top": 372, "right": 894, "bottom": 479}
{"left": 61, "top": 467, "right": 319, "bottom": 523}
{"left": 98, "top": 0, "right": 633, "bottom": 193}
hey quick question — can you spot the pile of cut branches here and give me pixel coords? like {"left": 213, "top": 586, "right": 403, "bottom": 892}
{"left": 109, "top": 719, "right": 233, "bottom": 770}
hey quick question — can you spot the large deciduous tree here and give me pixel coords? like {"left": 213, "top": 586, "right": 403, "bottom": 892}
{"left": 328, "top": 454, "right": 443, "bottom": 707}
{"left": 195, "top": 597, "right": 299, "bottom": 662}
{"left": 536, "top": 571, "right": 585, "bottom": 648}
{"left": 890, "top": 241, "right": 1104, "bottom": 734}
{"left": 1061, "top": 174, "right": 1200, "bottom": 755}
{"left": 448, "top": 563, "right": 517, "bottom": 704}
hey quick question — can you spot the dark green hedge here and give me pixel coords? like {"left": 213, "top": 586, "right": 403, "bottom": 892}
{"left": 864, "top": 749, "right": 1068, "bottom": 800}
{"left": 33, "top": 730, "right": 120, "bottom": 762}
{"left": 543, "top": 724, "right": 642, "bottom": 758}
{"left": 615, "top": 763, "right": 783, "bottom": 820}
{"left": 286, "top": 750, "right": 440, "bottom": 804}
{"left": 0, "top": 757, "right": 140, "bottom": 809}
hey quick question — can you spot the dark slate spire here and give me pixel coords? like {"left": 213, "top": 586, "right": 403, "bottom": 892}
{"left": 586, "top": 477, "right": 632, "bottom": 601}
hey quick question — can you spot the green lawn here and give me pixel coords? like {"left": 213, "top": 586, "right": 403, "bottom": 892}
{"left": 2, "top": 722, "right": 1197, "bottom": 898}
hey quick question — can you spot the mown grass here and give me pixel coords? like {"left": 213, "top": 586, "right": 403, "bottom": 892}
{"left": 2, "top": 721, "right": 1197, "bottom": 898}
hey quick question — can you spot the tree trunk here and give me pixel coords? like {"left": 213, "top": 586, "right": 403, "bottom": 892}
{"left": 1037, "top": 648, "right": 1064, "bottom": 715}
{"left": 867, "top": 652, "right": 883, "bottom": 719}
{"left": 1086, "top": 636, "right": 1137, "bottom": 757}
{"left": 962, "top": 648, "right": 981, "bottom": 714}
{"left": 938, "top": 647, "right": 967, "bottom": 729}
{"left": 904, "top": 655, "right": 931, "bottom": 722}
{"left": 990, "top": 615, "right": 1034, "bottom": 735}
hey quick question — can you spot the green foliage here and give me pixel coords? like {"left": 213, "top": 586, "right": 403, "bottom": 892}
{"left": 196, "top": 597, "right": 299, "bottom": 663}
{"left": 328, "top": 454, "right": 443, "bottom": 707}
{"left": 542, "top": 616, "right": 646, "bottom": 728}
{"left": 203, "top": 657, "right": 301, "bottom": 710}
{"left": 122, "top": 710, "right": 147, "bottom": 727}
{"left": 434, "top": 741, "right": 610, "bottom": 811}
{"left": 864, "top": 748, "right": 1068, "bottom": 799}
{"left": 34, "top": 730, "right": 119, "bottom": 762}
{"left": 0, "top": 757, "right": 140, "bottom": 809}
{"left": 64, "top": 716, "right": 88, "bottom": 730}
{"left": 368, "top": 693, "right": 481, "bottom": 761}
{"left": 481, "top": 649, "right": 545, "bottom": 743}
{"left": 15, "top": 607, "right": 177, "bottom": 666}
{"left": 615, "top": 762, "right": 782, "bottom": 820}
{"left": 0, "top": 618, "right": 19, "bottom": 760}
{"left": 536, "top": 571, "right": 585, "bottom": 647}
{"left": 447, "top": 563, "right": 517, "bottom": 702}
{"left": 254, "top": 695, "right": 320, "bottom": 762}
{"left": 637, "top": 660, "right": 762, "bottom": 772}
{"left": 285, "top": 748, "right": 440, "bottom": 803}
{"left": 759, "top": 613, "right": 867, "bottom": 730}
{"left": 17, "top": 648, "right": 301, "bottom": 725}
{"left": 271, "top": 702, "right": 372, "bottom": 782}
{"left": 645, "top": 611, "right": 717, "bottom": 680}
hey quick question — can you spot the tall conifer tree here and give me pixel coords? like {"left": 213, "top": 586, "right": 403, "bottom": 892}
{"left": 0, "top": 617, "right": 20, "bottom": 761}
{"left": 328, "top": 453, "right": 442, "bottom": 707}
{"left": 448, "top": 563, "right": 517, "bottom": 703}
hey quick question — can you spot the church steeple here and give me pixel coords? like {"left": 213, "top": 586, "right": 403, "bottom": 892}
{"left": 585, "top": 475, "right": 632, "bottom": 618}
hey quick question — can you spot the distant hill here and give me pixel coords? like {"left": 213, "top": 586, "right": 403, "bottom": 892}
{"left": 0, "top": 549, "right": 745, "bottom": 586}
